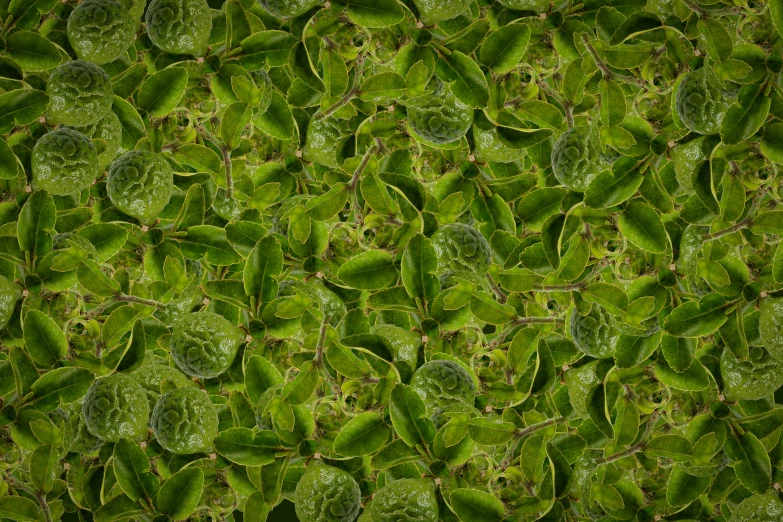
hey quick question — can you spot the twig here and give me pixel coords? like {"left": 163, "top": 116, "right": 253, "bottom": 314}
{"left": 486, "top": 274, "right": 507, "bottom": 304}
{"left": 533, "top": 281, "right": 589, "bottom": 292}
{"left": 222, "top": 146, "right": 233, "bottom": 199}
{"left": 595, "top": 410, "right": 659, "bottom": 465}
{"left": 681, "top": 0, "right": 709, "bottom": 17}
{"left": 315, "top": 54, "right": 366, "bottom": 120}
{"left": 36, "top": 492, "right": 53, "bottom": 522}
{"left": 580, "top": 34, "right": 612, "bottom": 79}
{"left": 595, "top": 441, "right": 646, "bottom": 464}
{"left": 515, "top": 416, "right": 564, "bottom": 438}
{"left": 702, "top": 217, "right": 751, "bottom": 241}
{"left": 313, "top": 315, "right": 341, "bottom": 397}
{"left": 114, "top": 294, "right": 168, "bottom": 310}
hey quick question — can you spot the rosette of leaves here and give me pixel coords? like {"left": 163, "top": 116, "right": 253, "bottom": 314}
{"left": 3, "top": 0, "right": 783, "bottom": 521}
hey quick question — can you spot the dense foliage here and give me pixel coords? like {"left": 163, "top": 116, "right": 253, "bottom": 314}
{"left": 4, "top": 0, "right": 783, "bottom": 521}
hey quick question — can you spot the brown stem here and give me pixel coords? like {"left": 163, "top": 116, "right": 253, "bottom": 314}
{"left": 36, "top": 492, "right": 53, "bottom": 522}
{"left": 534, "top": 281, "right": 588, "bottom": 292}
{"left": 486, "top": 274, "right": 508, "bottom": 304}
{"left": 682, "top": 0, "right": 709, "bottom": 17}
{"left": 515, "top": 416, "right": 564, "bottom": 438}
{"left": 313, "top": 315, "right": 341, "bottom": 397}
{"left": 318, "top": 89, "right": 359, "bottom": 120}
{"left": 595, "top": 442, "right": 646, "bottom": 464}
{"left": 596, "top": 410, "right": 660, "bottom": 465}
{"left": 349, "top": 142, "right": 379, "bottom": 191}
{"left": 702, "top": 218, "right": 751, "bottom": 241}
{"left": 115, "top": 294, "right": 168, "bottom": 310}
{"left": 222, "top": 146, "right": 233, "bottom": 199}
{"left": 581, "top": 34, "right": 612, "bottom": 79}
{"left": 315, "top": 54, "right": 366, "bottom": 120}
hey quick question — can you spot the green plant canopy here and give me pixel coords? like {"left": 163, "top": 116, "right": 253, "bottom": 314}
{"left": 1, "top": 0, "right": 783, "bottom": 521}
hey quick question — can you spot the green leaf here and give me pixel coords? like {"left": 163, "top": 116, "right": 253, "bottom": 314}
{"left": 337, "top": 250, "right": 397, "bottom": 290}
{"left": 31, "top": 367, "right": 93, "bottom": 409}
{"left": 5, "top": 31, "right": 61, "bottom": 71}
{"left": 617, "top": 201, "right": 668, "bottom": 254}
{"left": 29, "top": 444, "right": 57, "bottom": 493}
{"left": 359, "top": 72, "right": 406, "bottom": 101}
{"left": 0, "top": 89, "right": 49, "bottom": 133}
{"left": 663, "top": 299, "right": 727, "bottom": 337}
{"left": 547, "top": 442, "right": 574, "bottom": 498}
{"left": 113, "top": 439, "right": 159, "bottom": 502}
{"left": 435, "top": 51, "right": 490, "bottom": 108}
{"left": 725, "top": 431, "right": 771, "bottom": 494}
{"left": 101, "top": 305, "right": 139, "bottom": 346}
{"left": 0, "top": 496, "right": 40, "bottom": 521}
{"left": 660, "top": 334, "right": 695, "bottom": 373}
{"left": 244, "top": 235, "right": 283, "bottom": 305}
{"left": 333, "top": 412, "right": 390, "bottom": 456}
{"left": 479, "top": 23, "right": 531, "bottom": 74}
{"left": 698, "top": 17, "right": 733, "bottom": 62}
{"left": 221, "top": 102, "right": 253, "bottom": 150}
{"left": 78, "top": 223, "right": 128, "bottom": 263}
{"left": 173, "top": 144, "right": 222, "bottom": 174}
{"left": 77, "top": 259, "right": 121, "bottom": 297}
{"left": 751, "top": 210, "right": 783, "bottom": 235}
{"left": 214, "top": 428, "right": 280, "bottom": 466}
{"left": 584, "top": 157, "right": 643, "bottom": 209}
{"left": 23, "top": 309, "right": 68, "bottom": 366}
{"left": 378, "top": 172, "right": 426, "bottom": 211}
{"left": 156, "top": 467, "right": 203, "bottom": 520}
{"left": 0, "top": 137, "right": 20, "bottom": 179}
{"left": 244, "top": 355, "right": 285, "bottom": 404}
{"left": 467, "top": 418, "right": 515, "bottom": 446}
{"left": 179, "top": 225, "right": 242, "bottom": 265}
{"left": 518, "top": 188, "right": 567, "bottom": 231}
{"left": 599, "top": 78, "right": 626, "bottom": 126}
{"left": 692, "top": 161, "right": 720, "bottom": 215}
{"left": 94, "top": 495, "right": 144, "bottom": 522}
{"left": 389, "top": 383, "right": 436, "bottom": 448}
{"left": 290, "top": 41, "right": 325, "bottom": 93}
{"left": 281, "top": 361, "right": 319, "bottom": 406}
{"left": 654, "top": 359, "right": 710, "bottom": 391}
{"left": 239, "top": 31, "right": 298, "bottom": 69}
{"left": 450, "top": 488, "right": 506, "bottom": 522}
{"left": 305, "top": 182, "right": 349, "bottom": 221}
{"left": 666, "top": 465, "right": 710, "bottom": 507}
{"left": 18, "top": 190, "right": 56, "bottom": 260}
{"left": 583, "top": 283, "right": 629, "bottom": 316}
{"left": 644, "top": 434, "right": 692, "bottom": 462}
{"left": 253, "top": 91, "right": 295, "bottom": 140}
{"left": 136, "top": 67, "right": 188, "bottom": 118}
{"left": 609, "top": 12, "right": 662, "bottom": 45}
{"left": 346, "top": 0, "right": 403, "bottom": 27}
{"left": 761, "top": 122, "right": 783, "bottom": 164}
{"left": 772, "top": 0, "right": 783, "bottom": 39}
{"left": 371, "top": 439, "right": 422, "bottom": 469}
{"left": 402, "top": 233, "right": 439, "bottom": 302}
{"left": 112, "top": 96, "right": 147, "bottom": 149}
{"left": 720, "top": 85, "right": 771, "bottom": 146}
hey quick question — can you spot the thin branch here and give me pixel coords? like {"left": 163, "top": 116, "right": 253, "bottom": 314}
{"left": 596, "top": 410, "right": 660, "bottom": 465}
{"left": 580, "top": 34, "right": 612, "bottom": 79}
{"left": 515, "top": 416, "right": 564, "bottom": 438}
{"left": 313, "top": 315, "right": 341, "bottom": 397}
{"left": 681, "top": 0, "right": 709, "bottom": 17}
{"left": 222, "top": 146, "right": 233, "bottom": 199}
{"left": 315, "top": 54, "right": 366, "bottom": 120}
{"left": 595, "top": 441, "right": 646, "bottom": 465}
{"left": 36, "top": 492, "right": 53, "bottom": 522}
{"left": 114, "top": 294, "right": 168, "bottom": 310}
{"left": 533, "top": 281, "right": 589, "bottom": 292}
{"left": 702, "top": 217, "right": 751, "bottom": 241}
